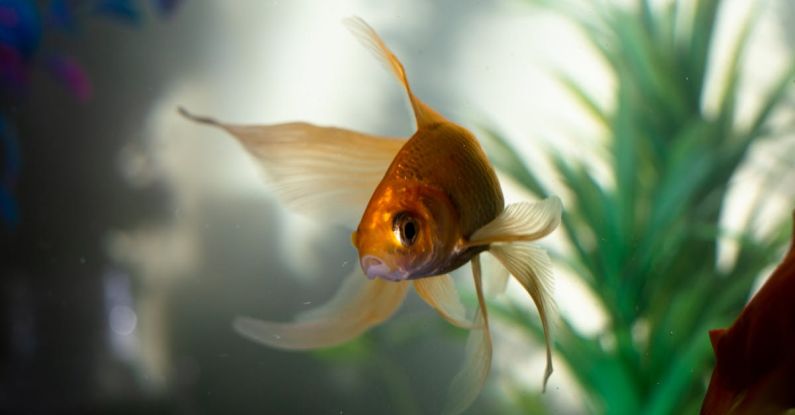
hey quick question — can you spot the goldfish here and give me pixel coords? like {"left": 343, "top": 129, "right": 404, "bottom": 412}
{"left": 180, "top": 17, "right": 561, "bottom": 414}
{"left": 701, "top": 212, "right": 795, "bottom": 415}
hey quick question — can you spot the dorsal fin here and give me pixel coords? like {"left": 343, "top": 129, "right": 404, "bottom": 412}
{"left": 344, "top": 16, "right": 445, "bottom": 129}
{"left": 709, "top": 328, "right": 726, "bottom": 352}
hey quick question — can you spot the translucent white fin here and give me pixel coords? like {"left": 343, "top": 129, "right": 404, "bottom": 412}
{"left": 468, "top": 196, "right": 562, "bottom": 247}
{"left": 488, "top": 242, "right": 556, "bottom": 391}
{"left": 482, "top": 252, "right": 511, "bottom": 296}
{"left": 414, "top": 275, "right": 480, "bottom": 329}
{"left": 179, "top": 108, "right": 404, "bottom": 226}
{"left": 443, "top": 255, "right": 492, "bottom": 415}
{"left": 233, "top": 268, "right": 409, "bottom": 350}
{"left": 343, "top": 17, "right": 445, "bottom": 128}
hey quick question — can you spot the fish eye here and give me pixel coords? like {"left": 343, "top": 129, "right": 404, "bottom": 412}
{"left": 392, "top": 212, "right": 418, "bottom": 246}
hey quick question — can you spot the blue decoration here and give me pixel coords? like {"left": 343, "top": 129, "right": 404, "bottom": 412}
{"left": 93, "top": 0, "right": 142, "bottom": 25}
{"left": 0, "top": 0, "right": 42, "bottom": 58}
{"left": 0, "top": 115, "right": 20, "bottom": 228}
{"left": 47, "top": 0, "right": 78, "bottom": 31}
{"left": 0, "top": 0, "right": 184, "bottom": 229}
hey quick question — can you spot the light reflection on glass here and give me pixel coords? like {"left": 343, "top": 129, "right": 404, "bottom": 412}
{"left": 103, "top": 269, "right": 139, "bottom": 361}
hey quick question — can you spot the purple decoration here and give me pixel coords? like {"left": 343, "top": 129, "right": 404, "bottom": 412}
{"left": 46, "top": 55, "right": 92, "bottom": 102}
{"left": 0, "top": 43, "right": 27, "bottom": 94}
{"left": 0, "top": 0, "right": 183, "bottom": 230}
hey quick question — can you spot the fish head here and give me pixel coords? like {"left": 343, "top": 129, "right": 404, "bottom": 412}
{"left": 352, "top": 182, "right": 459, "bottom": 281}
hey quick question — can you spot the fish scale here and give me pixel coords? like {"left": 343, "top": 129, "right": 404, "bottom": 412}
{"left": 387, "top": 122, "right": 504, "bottom": 239}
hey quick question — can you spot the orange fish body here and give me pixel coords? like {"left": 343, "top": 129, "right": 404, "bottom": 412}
{"left": 702, "top": 213, "right": 795, "bottom": 414}
{"left": 181, "top": 17, "right": 561, "bottom": 415}
{"left": 354, "top": 121, "right": 504, "bottom": 281}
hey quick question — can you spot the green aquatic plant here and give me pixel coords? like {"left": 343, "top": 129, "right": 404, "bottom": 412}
{"left": 482, "top": 0, "right": 795, "bottom": 413}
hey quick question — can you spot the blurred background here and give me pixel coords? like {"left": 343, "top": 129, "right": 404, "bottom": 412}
{"left": 0, "top": 0, "right": 793, "bottom": 413}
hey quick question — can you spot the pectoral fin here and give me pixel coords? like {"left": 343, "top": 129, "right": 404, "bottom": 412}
{"left": 468, "top": 196, "right": 562, "bottom": 246}
{"left": 489, "top": 242, "right": 556, "bottom": 391}
{"left": 414, "top": 275, "right": 480, "bottom": 329}
{"left": 344, "top": 17, "right": 445, "bottom": 129}
{"left": 179, "top": 108, "right": 404, "bottom": 226}
{"left": 463, "top": 196, "right": 561, "bottom": 391}
{"left": 233, "top": 268, "right": 409, "bottom": 350}
{"left": 482, "top": 253, "right": 511, "bottom": 295}
{"left": 443, "top": 255, "right": 492, "bottom": 415}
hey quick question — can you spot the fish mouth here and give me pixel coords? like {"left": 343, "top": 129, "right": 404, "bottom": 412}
{"left": 360, "top": 255, "right": 409, "bottom": 281}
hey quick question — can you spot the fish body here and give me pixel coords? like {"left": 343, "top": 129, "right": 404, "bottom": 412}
{"left": 181, "top": 17, "right": 561, "bottom": 415}
{"left": 354, "top": 121, "right": 504, "bottom": 281}
{"left": 701, "top": 213, "right": 795, "bottom": 415}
